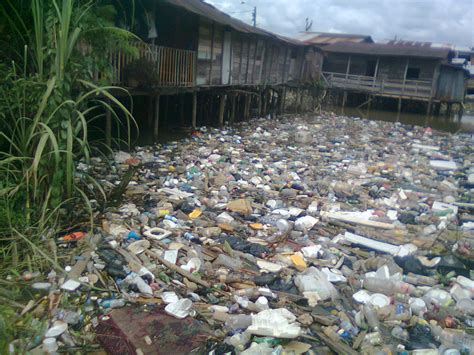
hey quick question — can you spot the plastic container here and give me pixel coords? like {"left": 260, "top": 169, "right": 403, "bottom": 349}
{"left": 164, "top": 298, "right": 193, "bottom": 319}
{"left": 255, "top": 296, "right": 269, "bottom": 311}
{"left": 43, "top": 337, "right": 58, "bottom": 354}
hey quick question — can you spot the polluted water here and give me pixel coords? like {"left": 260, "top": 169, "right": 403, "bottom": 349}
{"left": 17, "top": 112, "right": 474, "bottom": 354}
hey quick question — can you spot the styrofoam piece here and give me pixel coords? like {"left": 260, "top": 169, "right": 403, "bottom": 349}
{"left": 294, "top": 216, "right": 319, "bottom": 231}
{"left": 368, "top": 293, "right": 390, "bottom": 308}
{"left": 387, "top": 210, "right": 398, "bottom": 221}
{"left": 162, "top": 292, "right": 179, "bottom": 304}
{"left": 321, "top": 267, "right": 347, "bottom": 283}
{"left": 412, "top": 143, "right": 439, "bottom": 151}
{"left": 61, "top": 279, "right": 81, "bottom": 292}
{"left": 143, "top": 227, "right": 172, "bottom": 241}
{"left": 163, "top": 250, "right": 178, "bottom": 264}
{"left": 181, "top": 257, "right": 202, "bottom": 273}
{"left": 257, "top": 260, "right": 283, "bottom": 273}
{"left": 165, "top": 298, "right": 193, "bottom": 319}
{"left": 247, "top": 308, "right": 301, "bottom": 338}
{"left": 127, "top": 240, "right": 150, "bottom": 255}
{"left": 429, "top": 160, "right": 457, "bottom": 170}
{"left": 45, "top": 320, "right": 68, "bottom": 338}
{"left": 157, "top": 188, "right": 194, "bottom": 198}
{"left": 301, "top": 245, "right": 322, "bottom": 258}
{"left": 321, "top": 211, "right": 394, "bottom": 230}
{"left": 342, "top": 232, "right": 417, "bottom": 257}
{"left": 353, "top": 290, "right": 371, "bottom": 304}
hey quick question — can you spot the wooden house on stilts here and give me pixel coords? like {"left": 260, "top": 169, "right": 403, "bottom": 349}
{"left": 104, "top": 0, "right": 311, "bottom": 143}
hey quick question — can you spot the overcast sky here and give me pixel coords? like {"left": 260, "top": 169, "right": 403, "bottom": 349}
{"left": 206, "top": 0, "right": 474, "bottom": 48}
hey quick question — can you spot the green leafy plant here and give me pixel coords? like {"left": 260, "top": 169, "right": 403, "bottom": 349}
{"left": 0, "top": 0, "right": 139, "bottom": 270}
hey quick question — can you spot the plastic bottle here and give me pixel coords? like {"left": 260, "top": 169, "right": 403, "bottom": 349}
{"left": 101, "top": 299, "right": 126, "bottom": 309}
{"left": 363, "top": 304, "right": 380, "bottom": 331}
{"left": 403, "top": 273, "right": 437, "bottom": 286}
{"left": 225, "top": 314, "right": 253, "bottom": 330}
{"left": 124, "top": 272, "right": 153, "bottom": 295}
{"left": 431, "top": 323, "right": 474, "bottom": 352}
{"left": 363, "top": 277, "right": 415, "bottom": 296}
{"left": 362, "top": 331, "right": 382, "bottom": 346}
{"left": 213, "top": 254, "right": 243, "bottom": 271}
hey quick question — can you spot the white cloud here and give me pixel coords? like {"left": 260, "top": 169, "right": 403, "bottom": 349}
{"left": 206, "top": 0, "right": 473, "bottom": 47}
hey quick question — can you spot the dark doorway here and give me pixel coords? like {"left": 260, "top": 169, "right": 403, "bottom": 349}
{"left": 406, "top": 67, "right": 421, "bottom": 80}
{"left": 366, "top": 60, "right": 377, "bottom": 77}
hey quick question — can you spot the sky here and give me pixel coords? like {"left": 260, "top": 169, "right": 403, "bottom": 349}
{"left": 206, "top": 0, "right": 474, "bottom": 49}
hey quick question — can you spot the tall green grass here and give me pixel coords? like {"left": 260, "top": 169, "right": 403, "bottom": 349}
{"left": 0, "top": 0, "right": 138, "bottom": 270}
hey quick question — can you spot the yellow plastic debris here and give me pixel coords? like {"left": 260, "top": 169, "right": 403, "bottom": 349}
{"left": 249, "top": 223, "right": 263, "bottom": 230}
{"left": 157, "top": 209, "right": 170, "bottom": 217}
{"left": 290, "top": 254, "right": 307, "bottom": 271}
{"left": 188, "top": 208, "right": 202, "bottom": 219}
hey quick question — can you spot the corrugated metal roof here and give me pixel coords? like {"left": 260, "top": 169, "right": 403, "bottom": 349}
{"left": 323, "top": 42, "right": 451, "bottom": 59}
{"left": 163, "top": 0, "right": 304, "bottom": 45}
{"left": 294, "top": 31, "right": 373, "bottom": 45}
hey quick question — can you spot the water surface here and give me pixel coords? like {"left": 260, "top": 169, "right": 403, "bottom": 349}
{"left": 326, "top": 106, "right": 474, "bottom": 134}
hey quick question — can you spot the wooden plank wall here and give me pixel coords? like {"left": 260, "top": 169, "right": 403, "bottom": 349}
{"left": 197, "top": 18, "right": 213, "bottom": 85}
{"left": 197, "top": 15, "right": 299, "bottom": 87}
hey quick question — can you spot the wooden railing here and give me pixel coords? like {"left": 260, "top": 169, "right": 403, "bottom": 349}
{"left": 108, "top": 42, "right": 196, "bottom": 87}
{"left": 322, "top": 72, "right": 433, "bottom": 99}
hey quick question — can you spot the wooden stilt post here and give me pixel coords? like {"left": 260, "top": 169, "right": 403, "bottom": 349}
{"left": 244, "top": 95, "right": 250, "bottom": 120}
{"left": 218, "top": 94, "right": 226, "bottom": 127}
{"left": 299, "top": 89, "right": 304, "bottom": 112}
{"left": 230, "top": 95, "right": 236, "bottom": 125}
{"left": 270, "top": 90, "right": 277, "bottom": 119}
{"left": 105, "top": 101, "right": 112, "bottom": 148}
{"left": 163, "top": 95, "right": 169, "bottom": 129}
{"left": 262, "top": 89, "right": 268, "bottom": 117}
{"left": 342, "top": 91, "right": 348, "bottom": 109}
{"left": 281, "top": 87, "right": 287, "bottom": 114}
{"left": 179, "top": 94, "right": 185, "bottom": 127}
{"left": 397, "top": 98, "right": 402, "bottom": 113}
{"left": 192, "top": 92, "right": 197, "bottom": 129}
{"left": 458, "top": 103, "right": 464, "bottom": 120}
{"left": 153, "top": 95, "right": 160, "bottom": 141}
{"left": 147, "top": 95, "right": 154, "bottom": 128}
{"left": 427, "top": 100, "right": 432, "bottom": 116}
{"left": 257, "top": 91, "right": 262, "bottom": 118}
{"left": 446, "top": 103, "right": 452, "bottom": 116}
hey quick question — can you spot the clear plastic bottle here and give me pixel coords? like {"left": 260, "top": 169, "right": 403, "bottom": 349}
{"left": 403, "top": 273, "right": 437, "bottom": 286}
{"left": 213, "top": 254, "right": 243, "bottom": 271}
{"left": 363, "top": 304, "right": 380, "bottom": 331}
{"left": 225, "top": 314, "right": 252, "bottom": 330}
{"left": 363, "top": 277, "right": 415, "bottom": 296}
{"left": 101, "top": 299, "right": 126, "bottom": 309}
{"left": 430, "top": 323, "right": 474, "bottom": 352}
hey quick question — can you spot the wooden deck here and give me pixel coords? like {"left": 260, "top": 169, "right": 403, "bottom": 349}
{"left": 108, "top": 42, "right": 197, "bottom": 87}
{"left": 322, "top": 72, "right": 434, "bottom": 100}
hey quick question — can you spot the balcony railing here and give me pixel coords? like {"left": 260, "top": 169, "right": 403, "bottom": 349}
{"left": 322, "top": 72, "right": 433, "bottom": 99}
{"left": 107, "top": 42, "right": 196, "bottom": 87}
